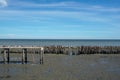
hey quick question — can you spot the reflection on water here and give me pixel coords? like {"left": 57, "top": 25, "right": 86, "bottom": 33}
{"left": 106, "top": 64, "right": 120, "bottom": 74}
{"left": 0, "top": 64, "right": 26, "bottom": 75}
{"left": 99, "top": 58, "right": 109, "bottom": 64}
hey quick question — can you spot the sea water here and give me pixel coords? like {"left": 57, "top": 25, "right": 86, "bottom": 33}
{"left": 0, "top": 39, "right": 120, "bottom": 46}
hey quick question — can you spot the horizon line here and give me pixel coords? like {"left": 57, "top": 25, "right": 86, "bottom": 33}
{"left": 0, "top": 38, "right": 120, "bottom": 40}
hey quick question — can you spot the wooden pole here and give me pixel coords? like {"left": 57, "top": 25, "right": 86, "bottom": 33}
{"left": 22, "top": 49, "right": 25, "bottom": 64}
{"left": 24, "top": 49, "right": 27, "bottom": 64}
{"left": 0, "top": 49, "right": 1, "bottom": 63}
{"left": 3, "top": 49, "right": 7, "bottom": 64}
{"left": 7, "top": 48, "right": 10, "bottom": 64}
{"left": 39, "top": 49, "right": 41, "bottom": 64}
{"left": 41, "top": 47, "right": 44, "bottom": 64}
{"left": 40, "top": 47, "right": 44, "bottom": 64}
{"left": 32, "top": 48, "right": 35, "bottom": 63}
{"left": 0, "top": 49, "right": 2, "bottom": 58}
{"left": 69, "top": 47, "right": 72, "bottom": 55}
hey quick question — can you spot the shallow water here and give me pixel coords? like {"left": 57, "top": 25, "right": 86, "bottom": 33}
{"left": 0, "top": 54, "right": 120, "bottom": 80}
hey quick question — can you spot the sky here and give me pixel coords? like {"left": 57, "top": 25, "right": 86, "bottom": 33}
{"left": 0, "top": 0, "right": 120, "bottom": 39}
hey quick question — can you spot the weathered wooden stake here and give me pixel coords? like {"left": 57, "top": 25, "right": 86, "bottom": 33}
{"left": 0, "top": 49, "right": 1, "bottom": 60}
{"left": 32, "top": 48, "right": 35, "bottom": 63}
{"left": 39, "top": 49, "right": 41, "bottom": 64}
{"left": 24, "top": 49, "right": 27, "bottom": 64}
{"left": 3, "top": 49, "right": 7, "bottom": 64}
{"left": 40, "top": 47, "right": 44, "bottom": 64}
{"left": 69, "top": 47, "right": 72, "bottom": 55}
{"left": 7, "top": 49, "right": 10, "bottom": 64}
{"left": 22, "top": 49, "right": 25, "bottom": 64}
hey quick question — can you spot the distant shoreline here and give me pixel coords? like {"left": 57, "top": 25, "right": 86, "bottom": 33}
{"left": 0, "top": 39, "right": 120, "bottom": 47}
{"left": 0, "top": 39, "right": 120, "bottom": 40}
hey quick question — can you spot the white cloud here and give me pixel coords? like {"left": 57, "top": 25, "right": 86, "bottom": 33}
{"left": 7, "top": 34, "right": 16, "bottom": 37}
{"left": 8, "top": 1, "right": 80, "bottom": 7}
{"left": 0, "top": 1, "right": 120, "bottom": 28}
{"left": 0, "top": 34, "right": 26, "bottom": 39}
{"left": 0, "top": 10, "right": 112, "bottom": 23}
{"left": 0, "top": 0, "right": 7, "bottom": 7}
{"left": 7, "top": 1, "right": 120, "bottom": 12}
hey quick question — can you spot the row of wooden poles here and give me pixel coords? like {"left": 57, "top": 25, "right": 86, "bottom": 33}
{"left": 0, "top": 48, "right": 44, "bottom": 64}
{"left": 44, "top": 46, "right": 120, "bottom": 55}
{"left": 0, "top": 45, "right": 120, "bottom": 64}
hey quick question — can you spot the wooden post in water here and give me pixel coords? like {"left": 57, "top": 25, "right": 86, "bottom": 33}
{"left": 0, "top": 49, "right": 2, "bottom": 60}
{"left": 22, "top": 48, "right": 27, "bottom": 64}
{"left": 22, "top": 49, "right": 25, "bottom": 64}
{"left": 3, "top": 49, "right": 7, "bottom": 64}
{"left": 40, "top": 47, "right": 44, "bottom": 64}
{"left": 7, "top": 48, "right": 10, "bottom": 64}
{"left": 69, "top": 47, "right": 72, "bottom": 55}
{"left": 24, "top": 49, "right": 27, "bottom": 64}
{"left": 39, "top": 49, "right": 41, "bottom": 64}
{"left": 32, "top": 48, "right": 35, "bottom": 63}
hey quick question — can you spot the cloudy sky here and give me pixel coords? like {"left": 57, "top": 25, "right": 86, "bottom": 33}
{"left": 0, "top": 0, "right": 120, "bottom": 39}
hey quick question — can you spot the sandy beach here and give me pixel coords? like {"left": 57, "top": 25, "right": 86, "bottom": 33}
{"left": 0, "top": 54, "right": 120, "bottom": 80}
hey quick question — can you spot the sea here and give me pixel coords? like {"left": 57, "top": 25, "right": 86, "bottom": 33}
{"left": 0, "top": 39, "right": 120, "bottom": 47}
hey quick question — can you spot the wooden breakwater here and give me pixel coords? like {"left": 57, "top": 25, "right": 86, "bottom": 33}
{"left": 44, "top": 46, "right": 120, "bottom": 55}
{"left": 0, "top": 45, "right": 120, "bottom": 64}
{"left": 0, "top": 47, "right": 44, "bottom": 64}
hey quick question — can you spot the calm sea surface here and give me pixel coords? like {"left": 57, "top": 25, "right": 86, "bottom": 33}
{"left": 0, "top": 39, "right": 120, "bottom": 46}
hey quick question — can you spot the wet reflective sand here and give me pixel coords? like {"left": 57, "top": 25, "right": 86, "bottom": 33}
{"left": 0, "top": 54, "right": 120, "bottom": 80}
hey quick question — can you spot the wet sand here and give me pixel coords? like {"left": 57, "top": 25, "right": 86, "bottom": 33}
{"left": 0, "top": 54, "right": 120, "bottom": 80}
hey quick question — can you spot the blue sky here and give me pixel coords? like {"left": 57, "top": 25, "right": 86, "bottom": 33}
{"left": 0, "top": 0, "right": 120, "bottom": 39}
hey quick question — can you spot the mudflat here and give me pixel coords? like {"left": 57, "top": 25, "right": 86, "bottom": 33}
{"left": 0, "top": 54, "right": 120, "bottom": 80}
